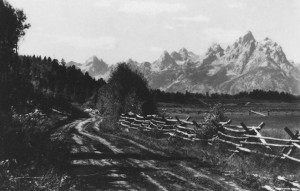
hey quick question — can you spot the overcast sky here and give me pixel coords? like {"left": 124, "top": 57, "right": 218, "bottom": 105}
{"left": 9, "top": 0, "right": 300, "bottom": 64}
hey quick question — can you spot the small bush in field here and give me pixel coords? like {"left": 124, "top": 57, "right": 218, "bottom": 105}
{"left": 196, "top": 103, "right": 227, "bottom": 139}
{"left": 204, "top": 103, "right": 227, "bottom": 122}
{"left": 98, "top": 116, "right": 120, "bottom": 133}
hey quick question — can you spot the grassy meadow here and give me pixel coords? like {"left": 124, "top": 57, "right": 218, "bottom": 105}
{"left": 158, "top": 100, "right": 300, "bottom": 138}
{"left": 156, "top": 100, "right": 300, "bottom": 182}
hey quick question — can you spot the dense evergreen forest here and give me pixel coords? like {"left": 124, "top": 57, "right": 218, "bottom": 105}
{"left": 1, "top": 54, "right": 106, "bottom": 113}
{"left": 0, "top": 0, "right": 105, "bottom": 115}
{"left": 152, "top": 89, "right": 299, "bottom": 104}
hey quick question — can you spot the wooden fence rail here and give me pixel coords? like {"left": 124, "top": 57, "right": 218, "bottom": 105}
{"left": 262, "top": 176, "right": 300, "bottom": 191}
{"left": 118, "top": 112, "right": 300, "bottom": 163}
{"left": 118, "top": 113, "right": 201, "bottom": 141}
{"left": 212, "top": 120, "right": 300, "bottom": 161}
{"left": 117, "top": 111, "right": 300, "bottom": 190}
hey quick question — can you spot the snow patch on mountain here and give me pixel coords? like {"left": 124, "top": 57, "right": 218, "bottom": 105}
{"left": 67, "top": 31, "right": 300, "bottom": 95}
{"left": 67, "top": 56, "right": 109, "bottom": 80}
{"left": 140, "top": 31, "right": 300, "bottom": 95}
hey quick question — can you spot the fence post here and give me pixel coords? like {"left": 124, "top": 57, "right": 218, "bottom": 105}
{"left": 185, "top": 116, "right": 191, "bottom": 121}
{"left": 241, "top": 122, "right": 271, "bottom": 150}
{"left": 284, "top": 127, "right": 298, "bottom": 139}
{"left": 192, "top": 120, "right": 199, "bottom": 128}
{"left": 175, "top": 116, "right": 183, "bottom": 125}
{"left": 282, "top": 128, "right": 300, "bottom": 157}
{"left": 240, "top": 122, "right": 251, "bottom": 134}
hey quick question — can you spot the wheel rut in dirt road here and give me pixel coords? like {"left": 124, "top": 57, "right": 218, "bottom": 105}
{"left": 63, "top": 117, "right": 249, "bottom": 191}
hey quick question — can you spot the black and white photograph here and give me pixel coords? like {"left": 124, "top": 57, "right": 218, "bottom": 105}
{"left": 1, "top": 0, "right": 300, "bottom": 190}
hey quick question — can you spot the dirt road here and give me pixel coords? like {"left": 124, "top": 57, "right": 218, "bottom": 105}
{"left": 61, "top": 117, "right": 248, "bottom": 191}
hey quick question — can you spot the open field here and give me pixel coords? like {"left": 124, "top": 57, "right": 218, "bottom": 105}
{"left": 158, "top": 100, "right": 300, "bottom": 138}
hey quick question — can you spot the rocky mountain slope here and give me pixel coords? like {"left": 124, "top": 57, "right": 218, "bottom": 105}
{"left": 67, "top": 31, "right": 300, "bottom": 95}
{"left": 67, "top": 56, "right": 110, "bottom": 79}
{"left": 141, "top": 31, "right": 300, "bottom": 95}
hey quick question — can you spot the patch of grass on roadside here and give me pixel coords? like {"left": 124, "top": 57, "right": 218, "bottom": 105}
{"left": 0, "top": 106, "right": 88, "bottom": 191}
{"left": 114, "top": 129, "right": 225, "bottom": 168}
{"left": 0, "top": 162, "right": 84, "bottom": 191}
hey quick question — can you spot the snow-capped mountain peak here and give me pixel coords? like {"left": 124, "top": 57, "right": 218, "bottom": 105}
{"left": 85, "top": 55, "right": 98, "bottom": 64}
{"left": 152, "top": 51, "right": 177, "bottom": 72}
{"left": 239, "top": 31, "right": 256, "bottom": 44}
{"left": 206, "top": 43, "right": 224, "bottom": 57}
{"left": 170, "top": 48, "right": 200, "bottom": 65}
{"left": 67, "top": 56, "right": 109, "bottom": 80}
{"left": 67, "top": 31, "right": 300, "bottom": 95}
{"left": 178, "top": 48, "right": 189, "bottom": 60}
{"left": 259, "top": 37, "right": 288, "bottom": 64}
{"left": 82, "top": 56, "right": 108, "bottom": 75}
{"left": 142, "top": 31, "right": 300, "bottom": 95}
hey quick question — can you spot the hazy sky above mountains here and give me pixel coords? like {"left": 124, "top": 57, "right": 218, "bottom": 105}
{"left": 9, "top": 0, "right": 300, "bottom": 64}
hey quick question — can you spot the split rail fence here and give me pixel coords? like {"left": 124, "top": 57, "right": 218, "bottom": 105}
{"left": 212, "top": 120, "right": 300, "bottom": 163}
{"left": 118, "top": 112, "right": 300, "bottom": 190}
{"left": 118, "top": 112, "right": 202, "bottom": 141}
{"left": 118, "top": 112, "right": 300, "bottom": 163}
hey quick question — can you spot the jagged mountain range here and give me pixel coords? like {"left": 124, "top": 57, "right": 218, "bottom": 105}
{"left": 66, "top": 56, "right": 110, "bottom": 79}
{"left": 67, "top": 31, "right": 300, "bottom": 95}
